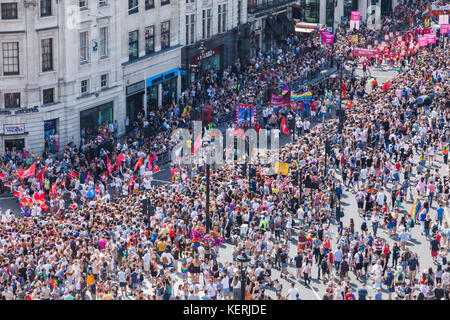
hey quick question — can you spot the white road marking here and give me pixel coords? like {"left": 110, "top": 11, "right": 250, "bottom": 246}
{"left": 307, "top": 283, "right": 322, "bottom": 300}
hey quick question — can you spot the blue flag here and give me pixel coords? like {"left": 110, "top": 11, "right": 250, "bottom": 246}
{"left": 87, "top": 188, "right": 96, "bottom": 199}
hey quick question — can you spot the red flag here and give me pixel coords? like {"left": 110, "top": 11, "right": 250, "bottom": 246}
{"left": 15, "top": 169, "right": 25, "bottom": 179}
{"left": 116, "top": 153, "right": 125, "bottom": 170}
{"left": 106, "top": 154, "right": 114, "bottom": 173}
{"left": 60, "top": 179, "right": 66, "bottom": 186}
{"left": 33, "top": 191, "right": 45, "bottom": 203}
{"left": 192, "top": 134, "right": 202, "bottom": 153}
{"left": 134, "top": 156, "right": 143, "bottom": 171}
{"left": 43, "top": 164, "right": 48, "bottom": 172}
{"left": 281, "top": 116, "right": 290, "bottom": 135}
{"left": 86, "top": 172, "right": 91, "bottom": 182}
{"left": 20, "top": 162, "right": 36, "bottom": 180}
{"left": 68, "top": 172, "right": 78, "bottom": 179}
{"left": 50, "top": 183, "right": 57, "bottom": 198}
{"left": 13, "top": 190, "right": 21, "bottom": 199}
{"left": 40, "top": 202, "right": 49, "bottom": 212}
{"left": 35, "top": 170, "right": 44, "bottom": 181}
{"left": 0, "top": 173, "right": 6, "bottom": 181}
{"left": 153, "top": 165, "right": 160, "bottom": 173}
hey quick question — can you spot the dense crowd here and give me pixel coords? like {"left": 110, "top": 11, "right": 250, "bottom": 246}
{"left": 0, "top": 1, "right": 449, "bottom": 300}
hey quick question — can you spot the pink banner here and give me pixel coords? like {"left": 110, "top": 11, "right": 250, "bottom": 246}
{"left": 418, "top": 36, "right": 428, "bottom": 47}
{"left": 321, "top": 31, "right": 334, "bottom": 44}
{"left": 427, "top": 33, "right": 436, "bottom": 44}
{"left": 352, "top": 48, "right": 381, "bottom": 58}
{"left": 351, "top": 11, "right": 360, "bottom": 21}
{"left": 270, "top": 92, "right": 291, "bottom": 106}
{"left": 441, "top": 24, "right": 449, "bottom": 34}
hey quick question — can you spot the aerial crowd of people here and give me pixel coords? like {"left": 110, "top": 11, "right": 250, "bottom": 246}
{"left": 0, "top": 1, "right": 448, "bottom": 300}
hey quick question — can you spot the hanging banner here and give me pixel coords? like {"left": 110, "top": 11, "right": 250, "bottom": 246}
{"left": 441, "top": 24, "right": 449, "bottom": 34}
{"left": 321, "top": 31, "right": 334, "bottom": 44}
{"left": 352, "top": 47, "right": 380, "bottom": 58}
{"left": 270, "top": 92, "right": 291, "bottom": 106}
{"left": 439, "top": 15, "right": 449, "bottom": 25}
{"left": 432, "top": 4, "right": 450, "bottom": 11}
{"left": 351, "top": 11, "right": 360, "bottom": 21}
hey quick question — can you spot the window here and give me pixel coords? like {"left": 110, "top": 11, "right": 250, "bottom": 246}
{"left": 237, "top": 0, "right": 241, "bottom": 25}
{"left": 145, "top": 0, "right": 154, "bottom": 9}
{"left": 218, "top": 4, "right": 226, "bottom": 33}
{"left": 100, "top": 74, "right": 108, "bottom": 89}
{"left": 43, "top": 88, "right": 54, "bottom": 104}
{"left": 41, "top": 39, "right": 53, "bottom": 72}
{"left": 81, "top": 79, "right": 89, "bottom": 95}
{"left": 2, "top": 42, "right": 19, "bottom": 75}
{"left": 186, "top": 0, "right": 195, "bottom": 2}
{"left": 185, "top": 14, "right": 195, "bottom": 45}
{"left": 1, "top": 2, "right": 18, "bottom": 19}
{"left": 207, "top": 9, "right": 212, "bottom": 38}
{"left": 145, "top": 26, "right": 154, "bottom": 54}
{"left": 161, "top": 21, "right": 170, "bottom": 50}
{"left": 80, "top": 31, "right": 88, "bottom": 63}
{"left": 99, "top": 0, "right": 107, "bottom": 6}
{"left": 99, "top": 26, "right": 108, "bottom": 57}
{"left": 40, "top": 0, "right": 52, "bottom": 17}
{"left": 203, "top": 10, "right": 211, "bottom": 39}
{"left": 161, "top": 0, "right": 170, "bottom": 5}
{"left": 129, "top": 0, "right": 138, "bottom": 14}
{"left": 79, "top": 0, "right": 88, "bottom": 9}
{"left": 128, "top": 30, "right": 139, "bottom": 60}
{"left": 4, "top": 93, "right": 20, "bottom": 108}
{"left": 302, "top": 0, "right": 320, "bottom": 23}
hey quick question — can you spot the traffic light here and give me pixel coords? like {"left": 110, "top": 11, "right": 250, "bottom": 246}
{"left": 291, "top": 170, "right": 299, "bottom": 186}
{"left": 140, "top": 197, "right": 148, "bottom": 215}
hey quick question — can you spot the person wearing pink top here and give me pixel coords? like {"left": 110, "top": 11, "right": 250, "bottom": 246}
{"left": 427, "top": 182, "right": 436, "bottom": 207}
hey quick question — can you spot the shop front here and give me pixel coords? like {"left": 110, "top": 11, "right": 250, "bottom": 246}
{"left": 189, "top": 45, "right": 223, "bottom": 83}
{"left": 146, "top": 68, "right": 179, "bottom": 111}
{"left": 126, "top": 80, "right": 146, "bottom": 125}
{"left": 80, "top": 102, "right": 113, "bottom": 138}
{"left": 3, "top": 124, "right": 26, "bottom": 153}
{"left": 44, "top": 119, "right": 59, "bottom": 153}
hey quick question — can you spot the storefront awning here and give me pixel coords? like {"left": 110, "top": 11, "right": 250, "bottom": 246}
{"left": 277, "top": 13, "right": 295, "bottom": 33}
{"left": 266, "top": 16, "right": 283, "bottom": 37}
{"left": 295, "top": 27, "right": 315, "bottom": 33}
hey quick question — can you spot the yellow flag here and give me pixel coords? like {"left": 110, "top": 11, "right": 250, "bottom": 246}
{"left": 275, "top": 162, "right": 289, "bottom": 176}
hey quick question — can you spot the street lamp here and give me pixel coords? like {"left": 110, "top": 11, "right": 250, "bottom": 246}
{"left": 338, "top": 53, "right": 345, "bottom": 111}
{"left": 236, "top": 246, "right": 251, "bottom": 300}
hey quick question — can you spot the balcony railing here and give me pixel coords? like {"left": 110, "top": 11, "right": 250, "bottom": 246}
{"left": 247, "top": 0, "right": 297, "bottom": 14}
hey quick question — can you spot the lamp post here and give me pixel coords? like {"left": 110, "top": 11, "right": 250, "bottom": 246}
{"left": 236, "top": 246, "right": 251, "bottom": 300}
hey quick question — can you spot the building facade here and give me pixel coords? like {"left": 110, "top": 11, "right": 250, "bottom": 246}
{"left": 247, "top": 0, "right": 297, "bottom": 55}
{"left": 0, "top": 0, "right": 182, "bottom": 156}
{"left": 120, "top": 0, "right": 181, "bottom": 125}
{"left": 293, "top": 0, "right": 401, "bottom": 30}
{"left": 179, "top": 0, "right": 249, "bottom": 90}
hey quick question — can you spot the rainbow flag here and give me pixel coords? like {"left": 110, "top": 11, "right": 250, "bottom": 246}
{"left": 291, "top": 90, "right": 312, "bottom": 101}
{"left": 293, "top": 160, "right": 299, "bottom": 169}
{"left": 281, "top": 83, "right": 289, "bottom": 95}
{"left": 422, "top": 8, "right": 431, "bottom": 17}
{"left": 192, "top": 238, "right": 201, "bottom": 248}
{"left": 80, "top": 196, "right": 87, "bottom": 203}
{"left": 57, "top": 223, "right": 64, "bottom": 229}
{"left": 182, "top": 107, "right": 187, "bottom": 118}
{"left": 410, "top": 200, "right": 421, "bottom": 221}
{"left": 181, "top": 265, "right": 189, "bottom": 274}
{"left": 39, "top": 238, "right": 44, "bottom": 246}
{"left": 202, "top": 185, "right": 206, "bottom": 192}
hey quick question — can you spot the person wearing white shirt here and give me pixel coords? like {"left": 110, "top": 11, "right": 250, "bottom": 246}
{"left": 286, "top": 283, "right": 299, "bottom": 300}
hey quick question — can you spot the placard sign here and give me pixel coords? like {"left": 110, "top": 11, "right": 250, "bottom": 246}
{"left": 4, "top": 124, "right": 25, "bottom": 135}
{"left": 351, "top": 11, "right": 360, "bottom": 21}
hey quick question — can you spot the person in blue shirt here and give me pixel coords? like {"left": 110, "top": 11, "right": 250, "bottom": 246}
{"left": 436, "top": 206, "right": 444, "bottom": 226}
{"left": 201, "top": 289, "right": 210, "bottom": 300}
{"left": 375, "top": 288, "right": 383, "bottom": 300}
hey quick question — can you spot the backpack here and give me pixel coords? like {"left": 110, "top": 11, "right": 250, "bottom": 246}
{"left": 396, "top": 271, "right": 404, "bottom": 282}
{"left": 432, "top": 223, "right": 438, "bottom": 234}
